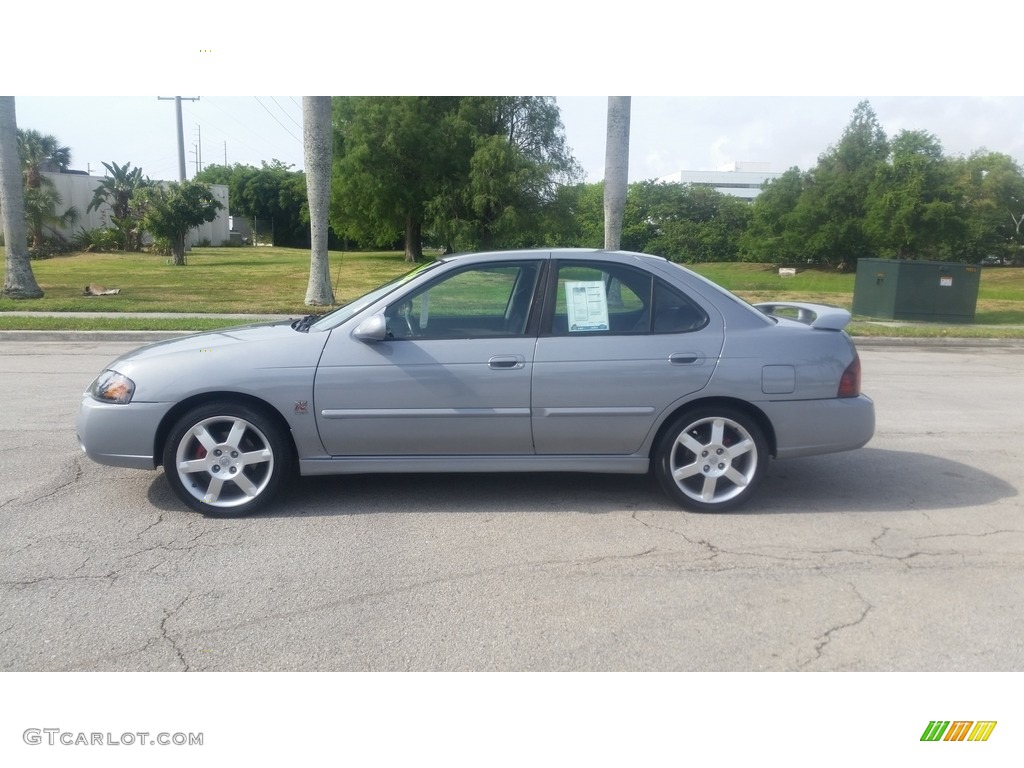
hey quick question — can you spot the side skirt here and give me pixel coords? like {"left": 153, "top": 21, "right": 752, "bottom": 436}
{"left": 298, "top": 455, "right": 650, "bottom": 476}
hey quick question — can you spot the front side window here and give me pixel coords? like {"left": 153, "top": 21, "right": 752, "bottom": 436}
{"left": 384, "top": 262, "right": 541, "bottom": 340}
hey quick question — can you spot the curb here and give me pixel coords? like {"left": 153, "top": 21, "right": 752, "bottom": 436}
{"left": 852, "top": 336, "right": 1024, "bottom": 348}
{"left": 0, "top": 330, "right": 193, "bottom": 342}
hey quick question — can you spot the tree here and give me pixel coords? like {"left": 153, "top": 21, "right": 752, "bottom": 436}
{"left": 740, "top": 100, "right": 889, "bottom": 269}
{"left": 330, "top": 96, "right": 581, "bottom": 259}
{"left": 640, "top": 182, "right": 752, "bottom": 262}
{"left": 17, "top": 128, "right": 71, "bottom": 187}
{"left": 738, "top": 167, "right": 807, "bottom": 262}
{"left": 23, "top": 184, "right": 78, "bottom": 249}
{"left": 866, "top": 130, "right": 964, "bottom": 259}
{"left": 86, "top": 161, "right": 153, "bottom": 251}
{"left": 538, "top": 181, "right": 604, "bottom": 247}
{"left": 442, "top": 96, "right": 582, "bottom": 250}
{"left": 604, "top": 96, "right": 631, "bottom": 250}
{"left": 794, "top": 100, "right": 890, "bottom": 268}
{"left": 197, "top": 160, "right": 309, "bottom": 247}
{"left": 137, "top": 181, "right": 223, "bottom": 266}
{"left": 955, "top": 150, "right": 1024, "bottom": 262}
{"left": 331, "top": 96, "right": 461, "bottom": 261}
{"left": 17, "top": 128, "right": 77, "bottom": 247}
{"left": 302, "top": 96, "right": 334, "bottom": 306}
{"left": 1, "top": 97, "right": 43, "bottom": 298}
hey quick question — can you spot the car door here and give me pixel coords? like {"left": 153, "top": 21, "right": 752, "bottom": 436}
{"left": 314, "top": 260, "right": 543, "bottom": 456}
{"left": 531, "top": 259, "right": 725, "bottom": 455}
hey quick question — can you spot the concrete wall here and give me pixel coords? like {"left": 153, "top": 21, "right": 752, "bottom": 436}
{"left": 41, "top": 171, "right": 230, "bottom": 246}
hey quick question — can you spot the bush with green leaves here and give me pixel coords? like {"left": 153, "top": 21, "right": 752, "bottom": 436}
{"left": 73, "top": 226, "right": 122, "bottom": 253}
{"left": 28, "top": 238, "right": 74, "bottom": 260}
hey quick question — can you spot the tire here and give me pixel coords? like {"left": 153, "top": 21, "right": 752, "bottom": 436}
{"left": 654, "top": 406, "right": 768, "bottom": 512}
{"left": 162, "top": 401, "right": 291, "bottom": 517}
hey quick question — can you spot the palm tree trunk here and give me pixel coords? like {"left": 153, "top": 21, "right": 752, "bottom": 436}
{"left": 0, "top": 97, "right": 43, "bottom": 299}
{"left": 303, "top": 96, "right": 335, "bottom": 306}
{"left": 603, "top": 96, "right": 631, "bottom": 251}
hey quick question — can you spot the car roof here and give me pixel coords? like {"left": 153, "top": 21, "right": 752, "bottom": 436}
{"left": 440, "top": 248, "right": 671, "bottom": 265}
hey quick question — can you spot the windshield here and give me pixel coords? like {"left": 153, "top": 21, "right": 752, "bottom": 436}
{"left": 309, "top": 260, "right": 443, "bottom": 331}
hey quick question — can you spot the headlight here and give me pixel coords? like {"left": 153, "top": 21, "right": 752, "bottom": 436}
{"left": 90, "top": 370, "right": 135, "bottom": 404}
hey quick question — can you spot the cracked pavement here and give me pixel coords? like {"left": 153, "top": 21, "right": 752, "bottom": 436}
{"left": 0, "top": 340, "right": 1021, "bottom": 671}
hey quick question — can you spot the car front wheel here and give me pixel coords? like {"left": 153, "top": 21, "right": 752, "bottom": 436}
{"left": 162, "top": 402, "right": 291, "bottom": 517}
{"left": 654, "top": 406, "right": 768, "bottom": 512}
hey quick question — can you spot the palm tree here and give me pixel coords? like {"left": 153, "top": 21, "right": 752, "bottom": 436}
{"left": 18, "top": 128, "right": 71, "bottom": 187}
{"left": 604, "top": 96, "right": 631, "bottom": 250}
{"left": 0, "top": 97, "right": 44, "bottom": 299}
{"left": 17, "top": 128, "right": 75, "bottom": 247}
{"left": 303, "top": 96, "right": 335, "bottom": 306}
{"left": 87, "top": 161, "right": 152, "bottom": 250}
{"left": 23, "top": 184, "right": 79, "bottom": 247}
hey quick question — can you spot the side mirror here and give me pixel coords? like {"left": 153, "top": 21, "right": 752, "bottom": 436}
{"left": 352, "top": 313, "right": 387, "bottom": 342}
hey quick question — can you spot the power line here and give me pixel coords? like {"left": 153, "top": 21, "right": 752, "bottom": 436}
{"left": 271, "top": 96, "right": 302, "bottom": 130}
{"left": 254, "top": 96, "right": 301, "bottom": 144}
{"left": 185, "top": 99, "right": 275, "bottom": 162}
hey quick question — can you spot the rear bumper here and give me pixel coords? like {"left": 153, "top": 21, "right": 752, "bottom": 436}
{"left": 761, "top": 394, "right": 875, "bottom": 459}
{"left": 76, "top": 396, "right": 173, "bottom": 470}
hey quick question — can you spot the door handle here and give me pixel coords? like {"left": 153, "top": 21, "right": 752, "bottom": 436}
{"left": 669, "top": 353, "right": 699, "bottom": 364}
{"left": 488, "top": 355, "right": 525, "bottom": 370}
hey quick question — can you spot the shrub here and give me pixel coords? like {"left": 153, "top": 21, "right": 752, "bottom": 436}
{"left": 29, "top": 239, "right": 75, "bottom": 260}
{"left": 73, "top": 227, "right": 121, "bottom": 253}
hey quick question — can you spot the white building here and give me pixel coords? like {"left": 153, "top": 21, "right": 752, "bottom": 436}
{"left": 39, "top": 171, "right": 230, "bottom": 246}
{"left": 657, "top": 161, "right": 783, "bottom": 200}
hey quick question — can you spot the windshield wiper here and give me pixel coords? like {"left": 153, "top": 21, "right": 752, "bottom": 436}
{"left": 290, "top": 314, "right": 320, "bottom": 332}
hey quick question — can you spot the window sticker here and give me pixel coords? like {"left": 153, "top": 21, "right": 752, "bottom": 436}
{"left": 565, "top": 280, "right": 609, "bottom": 332}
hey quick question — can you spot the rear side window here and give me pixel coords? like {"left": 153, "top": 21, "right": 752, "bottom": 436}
{"left": 549, "top": 261, "right": 707, "bottom": 335}
{"left": 650, "top": 280, "right": 709, "bottom": 333}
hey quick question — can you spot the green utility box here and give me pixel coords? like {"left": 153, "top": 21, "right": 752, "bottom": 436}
{"left": 852, "top": 259, "right": 981, "bottom": 323}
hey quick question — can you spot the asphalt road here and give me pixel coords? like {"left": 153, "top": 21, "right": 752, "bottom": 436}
{"left": 1, "top": 339, "right": 1021, "bottom": 671}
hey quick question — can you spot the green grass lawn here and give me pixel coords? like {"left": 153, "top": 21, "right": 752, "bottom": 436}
{"left": 2, "top": 246, "right": 1023, "bottom": 337}
{"left": 0, "top": 247, "right": 421, "bottom": 314}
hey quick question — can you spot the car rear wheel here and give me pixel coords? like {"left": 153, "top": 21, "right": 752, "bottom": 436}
{"left": 654, "top": 406, "right": 768, "bottom": 512}
{"left": 162, "top": 402, "right": 291, "bottom": 517}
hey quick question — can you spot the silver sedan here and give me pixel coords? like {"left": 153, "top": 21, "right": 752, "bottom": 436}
{"left": 77, "top": 249, "right": 874, "bottom": 516}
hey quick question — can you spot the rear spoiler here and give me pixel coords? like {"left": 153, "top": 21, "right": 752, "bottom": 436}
{"left": 754, "top": 302, "right": 851, "bottom": 331}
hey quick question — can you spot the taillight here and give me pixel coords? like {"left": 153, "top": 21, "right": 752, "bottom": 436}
{"left": 838, "top": 354, "right": 861, "bottom": 398}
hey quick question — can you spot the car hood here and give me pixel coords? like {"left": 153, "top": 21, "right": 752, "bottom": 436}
{"left": 110, "top": 320, "right": 308, "bottom": 363}
{"left": 103, "top": 321, "right": 332, "bottom": 402}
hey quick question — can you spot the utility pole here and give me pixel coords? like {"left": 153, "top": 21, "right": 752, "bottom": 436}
{"left": 157, "top": 96, "right": 199, "bottom": 180}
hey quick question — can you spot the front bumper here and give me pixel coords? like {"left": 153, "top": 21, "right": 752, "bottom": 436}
{"left": 76, "top": 395, "right": 175, "bottom": 470}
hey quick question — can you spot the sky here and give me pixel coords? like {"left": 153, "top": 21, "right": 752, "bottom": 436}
{"left": 5, "top": 1, "right": 1021, "bottom": 187}
{"left": 12, "top": 95, "right": 1024, "bottom": 186}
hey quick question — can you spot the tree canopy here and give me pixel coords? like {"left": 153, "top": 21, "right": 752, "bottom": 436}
{"left": 739, "top": 100, "right": 1024, "bottom": 267}
{"left": 195, "top": 160, "right": 309, "bottom": 247}
{"left": 329, "top": 96, "right": 582, "bottom": 261}
{"left": 137, "top": 181, "right": 223, "bottom": 265}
